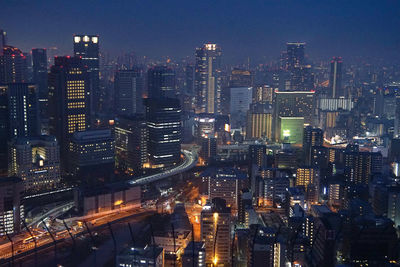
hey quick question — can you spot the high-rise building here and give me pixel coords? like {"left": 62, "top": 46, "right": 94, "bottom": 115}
{"left": 200, "top": 137, "right": 217, "bottom": 163}
{"left": 0, "top": 83, "right": 39, "bottom": 141}
{"left": 387, "top": 186, "right": 400, "bottom": 227}
{"left": 200, "top": 198, "right": 231, "bottom": 266}
{"left": 0, "top": 177, "right": 23, "bottom": 236}
{"left": 202, "top": 167, "right": 247, "bottom": 210}
{"left": 303, "top": 126, "right": 324, "bottom": 164}
{"left": 69, "top": 129, "right": 114, "bottom": 183}
{"left": 0, "top": 46, "right": 28, "bottom": 83}
{"left": 0, "top": 29, "right": 6, "bottom": 55}
{"left": 115, "top": 115, "right": 148, "bottom": 176}
{"left": 246, "top": 103, "right": 273, "bottom": 140}
{"left": 230, "top": 87, "right": 252, "bottom": 128}
{"left": 344, "top": 151, "right": 372, "bottom": 185}
{"left": 114, "top": 68, "right": 144, "bottom": 116}
{"left": 329, "top": 57, "right": 343, "bottom": 98}
{"left": 73, "top": 35, "right": 100, "bottom": 114}
{"left": 286, "top": 42, "right": 305, "bottom": 70}
{"left": 148, "top": 65, "right": 176, "bottom": 98}
{"left": 274, "top": 91, "right": 315, "bottom": 124}
{"left": 253, "top": 85, "right": 274, "bottom": 104}
{"left": 32, "top": 48, "right": 48, "bottom": 100}
{"left": 48, "top": 56, "right": 91, "bottom": 170}
{"left": 229, "top": 69, "right": 252, "bottom": 87}
{"left": 195, "top": 44, "right": 222, "bottom": 114}
{"left": 8, "top": 135, "right": 61, "bottom": 194}
{"left": 145, "top": 97, "right": 182, "bottom": 168}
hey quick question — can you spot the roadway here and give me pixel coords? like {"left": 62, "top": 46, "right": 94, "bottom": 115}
{"left": 128, "top": 147, "right": 198, "bottom": 185}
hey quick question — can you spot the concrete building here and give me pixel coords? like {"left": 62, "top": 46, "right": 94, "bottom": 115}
{"left": 8, "top": 135, "right": 61, "bottom": 194}
{"left": 0, "top": 177, "right": 23, "bottom": 235}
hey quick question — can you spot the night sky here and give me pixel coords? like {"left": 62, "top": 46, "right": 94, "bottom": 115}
{"left": 2, "top": 0, "right": 400, "bottom": 64}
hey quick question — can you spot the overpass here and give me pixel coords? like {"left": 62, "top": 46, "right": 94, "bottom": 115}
{"left": 128, "top": 147, "right": 198, "bottom": 186}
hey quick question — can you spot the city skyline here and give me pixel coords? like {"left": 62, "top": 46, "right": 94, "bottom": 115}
{"left": 2, "top": 0, "right": 400, "bottom": 64}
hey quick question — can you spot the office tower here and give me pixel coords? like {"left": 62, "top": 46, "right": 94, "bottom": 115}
{"left": 8, "top": 135, "right": 61, "bottom": 194}
{"left": 229, "top": 87, "right": 252, "bottom": 128}
{"left": 48, "top": 56, "right": 91, "bottom": 170}
{"left": 278, "top": 117, "right": 304, "bottom": 144}
{"left": 202, "top": 167, "right": 247, "bottom": 209}
{"left": 0, "top": 83, "right": 39, "bottom": 139}
{"left": 289, "top": 64, "right": 314, "bottom": 91}
{"left": 229, "top": 69, "right": 252, "bottom": 87}
{"left": 184, "top": 64, "right": 195, "bottom": 96}
{"left": 253, "top": 85, "right": 274, "bottom": 104}
{"left": 73, "top": 35, "right": 100, "bottom": 114}
{"left": 329, "top": 57, "right": 343, "bottom": 98}
{"left": 148, "top": 65, "right": 176, "bottom": 98}
{"left": 116, "top": 245, "right": 164, "bottom": 267}
{"left": 387, "top": 186, "right": 400, "bottom": 227}
{"left": 69, "top": 129, "right": 114, "bottom": 183}
{"left": 32, "top": 48, "right": 48, "bottom": 102}
{"left": 246, "top": 103, "right": 273, "bottom": 140}
{"left": 115, "top": 115, "right": 148, "bottom": 176}
{"left": 195, "top": 43, "right": 222, "bottom": 114}
{"left": 248, "top": 144, "right": 267, "bottom": 192}
{"left": 200, "top": 198, "right": 231, "bottom": 266}
{"left": 0, "top": 29, "right": 6, "bottom": 55}
{"left": 274, "top": 91, "right": 315, "bottom": 138}
{"left": 303, "top": 126, "right": 324, "bottom": 164}
{"left": 0, "top": 177, "right": 23, "bottom": 236}
{"left": 114, "top": 68, "right": 144, "bottom": 116}
{"left": 286, "top": 42, "right": 305, "bottom": 70}
{"left": 182, "top": 241, "right": 206, "bottom": 267}
{"left": 344, "top": 150, "right": 378, "bottom": 185}
{"left": 0, "top": 45, "right": 28, "bottom": 83}
{"left": 200, "top": 137, "right": 217, "bottom": 163}
{"left": 145, "top": 97, "right": 182, "bottom": 168}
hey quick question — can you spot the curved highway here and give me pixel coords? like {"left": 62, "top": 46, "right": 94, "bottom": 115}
{"left": 128, "top": 147, "right": 198, "bottom": 185}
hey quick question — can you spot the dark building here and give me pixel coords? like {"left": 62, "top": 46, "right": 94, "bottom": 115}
{"left": 73, "top": 35, "right": 100, "bottom": 114}
{"left": 286, "top": 42, "right": 305, "bottom": 70}
{"left": 0, "top": 46, "right": 28, "bottom": 83}
{"left": 200, "top": 137, "right": 217, "bottom": 163}
{"left": 0, "top": 83, "right": 39, "bottom": 139}
{"left": 303, "top": 126, "right": 324, "bottom": 165}
{"left": 32, "top": 48, "right": 48, "bottom": 100}
{"left": 0, "top": 29, "right": 6, "bottom": 55}
{"left": 145, "top": 97, "right": 182, "bottom": 168}
{"left": 69, "top": 129, "right": 114, "bottom": 184}
{"left": 182, "top": 241, "right": 206, "bottom": 267}
{"left": 48, "top": 56, "right": 91, "bottom": 171}
{"left": 115, "top": 115, "right": 148, "bottom": 176}
{"left": 329, "top": 57, "right": 343, "bottom": 98}
{"left": 0, "top": 177, "right": 23, "bottom": 236}
{"left": 114, "top": 68, "right": 144, "bottom": 116}
{"left": 147, "top": 65, "right": 176, "bottom": 98}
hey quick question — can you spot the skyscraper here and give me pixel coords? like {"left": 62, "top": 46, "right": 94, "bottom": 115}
{"left": 73, "top": 34, "right": 100, "bottom": 114}
{"left": 32, "top": 48, "right": 48, "bottom": 101}
{"left": 329, "top": 57, "right": 343, "bottom": 98}
{"left": 0, "top": 29, "right": 6, "bottom": 55}
{"left": 48, "top": 56, "right": 91, "bottom": 170}
{"left": 286, "top": 42, "right": 305, "bottom": 70}
{"left": 145, "top": 97, "right": 182, "bottom": 169}
{"left": 147, "top": 65, "right": 176, "bottom": 98}
{"left": 195, "top": 43, "right": 222, "bottom": 114}
{"left": 246, "top": 103, "right": 273, "bottom": 140}
{"left": 303, "top": 126, "right": 324, "bottom": 165}
{"left": 114, "top": 68, "right": 144, "bottom": 116}
{"left": 0, "top": 177, "right": 23, "bottom": 236}
{"left": 0, "top": 46, "right": 28, "bottom": 83}
{"left": 230, "top": 87, "right": 253, "bottom": 129}
{"left": 0, "top": 83, "right": 40, "bottom": 139}
{"left": 115, "top": 115, "right": 148, "bottom": 176}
